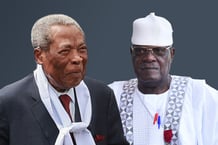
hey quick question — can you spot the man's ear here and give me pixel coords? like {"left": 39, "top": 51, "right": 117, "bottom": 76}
{"left": 130, "top": 47, "right": 133, "bottom": 54}
{"left": 34, "top": 48, "right": 45, "bottom": 64}
{"left": 170, "top": 47, "right": 175, "bottom": 60}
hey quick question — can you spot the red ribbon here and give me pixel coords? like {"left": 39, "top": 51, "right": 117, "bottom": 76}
{"left": 153, "top": 113, "right": 158, "bottom": 124}
{"left": 164, "top": 129, "right": 173, "bottom": 143}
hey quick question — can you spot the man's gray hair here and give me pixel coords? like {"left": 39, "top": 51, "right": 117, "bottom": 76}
{"left": 31, "top": 14, "right": 84, "bottom": 50}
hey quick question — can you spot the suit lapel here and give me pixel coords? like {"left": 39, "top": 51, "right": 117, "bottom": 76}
{"left": 83, "top": 77, "right": 96, "bottom": 135}
{"left": 30, "top": 76, "right": 59, "bottom": 145}
{"left": 31, "top": 101, "right": 58, "bottom": 145}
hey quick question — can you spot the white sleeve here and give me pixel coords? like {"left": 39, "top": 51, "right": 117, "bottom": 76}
{"left": 108, "top": 81, "right": 125, "bottom": 107}
{"left": 193, "top": 80, "right": 218, "bottom": 145}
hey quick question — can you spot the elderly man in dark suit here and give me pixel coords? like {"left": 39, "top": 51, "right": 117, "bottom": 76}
{"left": 0, "top": 14, "right": 129, "bottom": 145}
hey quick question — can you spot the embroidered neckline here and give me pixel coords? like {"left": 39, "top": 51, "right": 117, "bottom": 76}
{"left": 119, "top": 76, "right": 189, "bottom": 145}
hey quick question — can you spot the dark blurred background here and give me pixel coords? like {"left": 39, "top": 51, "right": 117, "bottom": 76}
{"left": 1, "top": 0, "right": 218, "bottom": 89}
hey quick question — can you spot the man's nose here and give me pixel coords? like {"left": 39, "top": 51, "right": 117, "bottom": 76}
{"left": 70, "top": 51, "right": 83, "bottom": 64}
{"left": 142, "top": 50, "right": 156, "bottom": 61}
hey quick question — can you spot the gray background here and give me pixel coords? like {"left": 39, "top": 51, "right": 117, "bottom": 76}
{"left": 1, "top": 0, "right": 218, "bottom": 89}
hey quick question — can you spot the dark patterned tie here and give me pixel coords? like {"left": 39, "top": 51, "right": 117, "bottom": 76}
{"left": 59, "top": 94, "right": 77, "bottom": 145}
{"left": 59, "top": 94, "right": 72, "bottom": 121}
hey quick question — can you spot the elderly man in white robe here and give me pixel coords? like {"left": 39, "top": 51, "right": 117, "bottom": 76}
{"left": 109, "top": 12, "right": 218, "bottom": 145}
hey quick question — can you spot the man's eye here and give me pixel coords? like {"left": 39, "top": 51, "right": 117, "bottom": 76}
{"left": 153, "top": 48, "right": 161, "bottom": 52}
{"left": 59, "top": 49, "right": 70, "bottom": 54}
{"left": 134, "top": 48, "right": 144, "bottom": 53}
{"left": 153, "top": 47, "right": 164, "bottom": 53}
{"left": 79, "top": 47, "right": 87, "bottom": 53}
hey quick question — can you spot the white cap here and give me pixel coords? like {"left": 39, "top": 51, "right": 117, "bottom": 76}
{"left": 131, "top": 12, "right": 173, "bottom": 46}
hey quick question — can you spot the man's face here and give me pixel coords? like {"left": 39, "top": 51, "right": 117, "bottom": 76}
{"left": 35, "top": 25, "right": 88, "bottom": 92}
{"left": 131, "top": 45, "right": 174, "bottom": 87}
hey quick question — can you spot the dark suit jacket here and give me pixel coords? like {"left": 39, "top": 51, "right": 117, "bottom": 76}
{"left": 0, "top": 74, "right": 129, "bottom": 145}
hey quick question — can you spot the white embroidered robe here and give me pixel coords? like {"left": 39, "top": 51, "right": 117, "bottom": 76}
{"left": 109, "top": 75, "right": 218, "bottom": 145}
